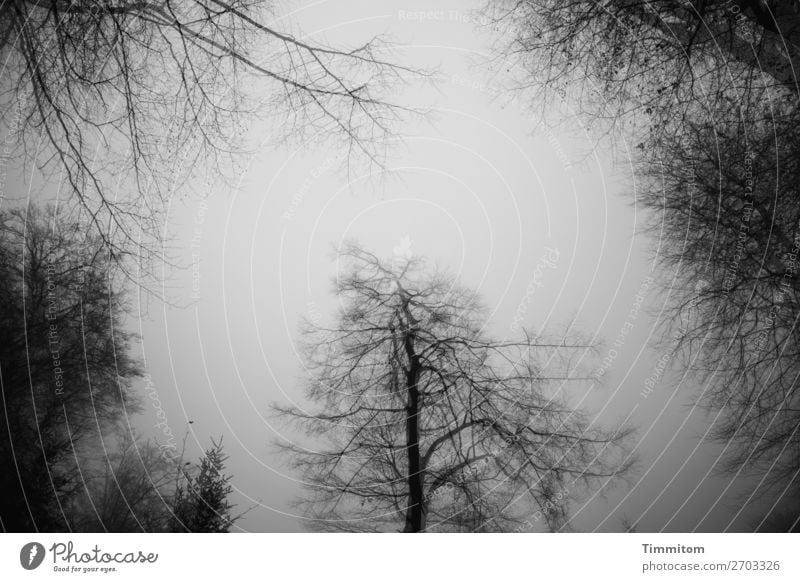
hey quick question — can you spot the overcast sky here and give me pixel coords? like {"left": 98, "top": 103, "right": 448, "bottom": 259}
{"left": 117, "top": 0, "right": 765, "bottom": 532}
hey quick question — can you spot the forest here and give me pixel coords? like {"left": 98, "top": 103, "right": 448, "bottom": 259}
{"left": 1, "top": 0, "right": 799, "bottom": 533}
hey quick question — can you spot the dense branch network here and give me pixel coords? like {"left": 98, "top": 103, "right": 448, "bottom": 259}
{"left": 487, "top": 0, "right": 800, "bottom": 145}
{"left": 487, "top": 2, "right": 800, "bottom": 518}
{"left": 274, "top": 244, "right": 632, "bottom": 532}
{"left": 0, "top": 1, "right": 418, "bottom": 279}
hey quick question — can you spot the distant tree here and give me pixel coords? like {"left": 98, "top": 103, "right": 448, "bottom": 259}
{"left": 0, "top": 204, "right": 141, "bottom": 532}
{"left": 68, "top": 429, "right": 181, "bottom": 532}
{"left": 170, "top": 437, "right": 236, "bottom": 532}
{"left": 275, "top": 244, "right": 632, "bottom": 532}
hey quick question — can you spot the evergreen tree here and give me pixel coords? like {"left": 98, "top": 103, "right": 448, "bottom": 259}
{"left": 170, "top": 438, "right": 236, "bottom": 533}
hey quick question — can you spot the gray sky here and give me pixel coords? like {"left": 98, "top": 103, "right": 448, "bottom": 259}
{"left": 122, "top": 0, "right": 761, "bottom": 532}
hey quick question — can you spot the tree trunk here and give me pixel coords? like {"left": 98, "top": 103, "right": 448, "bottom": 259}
{"left": 401, "top": 299, "right": 425, "bottom": 532}
{"left": 403, "top": 379, "right": 425, "bottom": 532}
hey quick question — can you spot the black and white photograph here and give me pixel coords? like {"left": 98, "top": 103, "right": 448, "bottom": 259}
{"left": 1, "top": 0, "right": 799, "bottom": 579}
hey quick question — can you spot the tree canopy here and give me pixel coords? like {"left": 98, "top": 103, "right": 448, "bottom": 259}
{"left": 0, "top": 204, "right": 140, "bottom": 531}
{"left": 275, "top": 244, "right": 632, "bottom": 532}
{"left": 1, "top": 1, "right": 418, "bottom": 275}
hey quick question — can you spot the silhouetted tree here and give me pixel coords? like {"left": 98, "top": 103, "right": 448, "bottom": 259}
{"left": 639, "top": 107, "right": 800, "bottom": 497}
{"left": 487, "top": 0, "right": 800, "bottom": 517}
{"left": 0, "top": 204, "right": 141, "bottom": 532}
{"left": 68, "top": 429, "right": 181, "bottom": 532}
{"left": 275, "top": 244, "right": 632, "bottom": 532}
{"left": 487, "top": 0, "right": 799, "bottom": 144}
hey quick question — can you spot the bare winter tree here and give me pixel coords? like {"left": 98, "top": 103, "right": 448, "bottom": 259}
{"left": 639, "top": 106, "right": 800, "bottom": 517}
{"left": 274, "top": 244, "right": 632, "bottom": 532}
{"left": 0, "top": 1, "right": 418, "bottom": 275}
{"left": 486, "top": 0, "right": 800, "bottom": 528}
{"left": 486, "top": 0, "right": 799, "bottom": 147}
{"left": 67, "top": 428, "right": 240, "bottom": 532}
{"left": 68, "top": 429, "right": 182, "bottom": 532}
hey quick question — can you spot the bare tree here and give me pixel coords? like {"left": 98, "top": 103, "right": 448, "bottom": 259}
{"left": 0, "top": 204, "right": 141, "bottom": 532}
{"left": 274, "top": 244, "right": 632, "bottom": 532}
{"left": 639, "top": 107, "right": 800, "bottom": 502}
{"left": 67, "top": 428, "right": 241, "bottom": 532}
{"left": 486, "top": 0, "right": 800, "bottom": 520}
{"left": 69, "top": 429, "right": 182, "bottom": 532}
{"left": 0, "top": 1, "right": 419, "bottom": 275}
{"left": 486, "top": 0, "right": 799, "bottom": 146}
